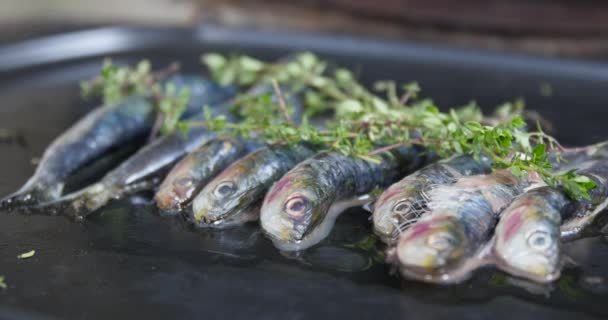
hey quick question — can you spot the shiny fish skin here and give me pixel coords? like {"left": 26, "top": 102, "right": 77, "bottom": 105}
{"left": 372, "top": 155, "right": 493, "bottom": 244}
{"left": 191, "top": 143, "right": 317, "bottom": 228}
{"left": 33, "top": 99, "right": 236, "bottom": 219}
{"left": 374, "top": 141, "right": 608, "bottom": 245}
{"left": 261, "top": 147, "right": 426, "bottom": 251}
{"left": 493, "top": 187, "right": 568, "bottom": 283}
{"left": 388, "top": 170, "right": 529, "bottom": 283}
{"left": 493, "top": 159, "right": 608, "bottom": 283}
{"left": 155, "top": 137, "right": 258, "bottom": 213}
{"left": 0, "top": 76, "right": 232, "bottom": 209}
{"left": 560, "top": 160, "right": 608, "bottom": 241}
{"left": 35, "top": 78, "right": 296, "bottom": 219}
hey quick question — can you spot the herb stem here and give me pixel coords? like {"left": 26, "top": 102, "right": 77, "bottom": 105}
{"left": 271, "top": 79, "right": 295, "bottom": 126}
{"left": 367, "top": 143, "right": 406, "bottom": 156}
{"left": 148, "top": 112, "right": 165, "bottom": 142}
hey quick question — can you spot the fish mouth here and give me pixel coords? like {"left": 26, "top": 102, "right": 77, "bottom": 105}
{"left": 492, "top": 248, "right": 559, "bottom": 283}
{"left": 261, "top": 204, "right": 338, "bottom": 252}
{"left": 372, "top": 211, "right": 398, "bottom": 243}
{"left": 154, "top": 190, "right": 183, "bottom": 212}
{"left": 396, "top": 245, "right": 475, "bottom": 284}
{"left": 191, "top": 209, "right": 231, "bottom": 227}
{"left": 192, "top": 204, "right": 259, "bottom": 228}
{"left": 495, "top": 257, "right": 560, "bottom": 283}
{"left": 262, "top": 227, "right": 316, "bottom": 252}
{"left": 374, "top": 231, "right": 397, "bottom": 246}
{"left": 260, "top": 212, "right": 310, "bottom": 245}
{"left": 193, "top": 215, "right": 233, "bottom": 228}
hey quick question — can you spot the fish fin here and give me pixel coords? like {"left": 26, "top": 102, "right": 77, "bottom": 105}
{"left": 561, "top": 195, "right": 608, "bottom": 241}
{"left": 397, "top": 241, "right": 493, "bottom": 284}
{"left": 362, "top": 201, "right": 375, "bottom": 214}
{"left": 478, "top": 238, "right": 497, "bottom": 263}
{"left": 325, "top": 195, "right": 373, "bottom": 222}
{"left": 561, "top": 255, "right": 578, "bottom": 268}
{"left": 357, "top": 193, "right": 377, "bottom": 214}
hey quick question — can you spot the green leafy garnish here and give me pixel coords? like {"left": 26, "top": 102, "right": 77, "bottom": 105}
{"left": 17, "top": 250, "right": 35, "bottom": 259}
{"left": 0, "top": 276, "right": 6, "bottom": 289}
{"left": 80, "top": 59, "right": 157, "bottom": 105}
{"left": 158, "top": 83, "right": 191, "bottom": 135}
{"left": 81, "top": 59, "right": 186, "bottom": 137}
{"left": 190, "top": 52, "right": 595, "bottom": 201}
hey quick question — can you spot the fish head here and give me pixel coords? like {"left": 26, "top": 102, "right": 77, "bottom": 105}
{"left": 260, "top": 171, "right": 331, "bottom": 245}
{"left": 192, "top": 160, "right": 260, "bottom": 227}
{"left": 372, "top": 178, "right": 422, "bottom": 242}
{"left": 393, "top": 214, "right": 468, "bottom": 275}
{"left": 495, "top": 205, "right": 560, "bottom": 281}
{"left": 155, "top": 157, "right": 198, "bottom": 211}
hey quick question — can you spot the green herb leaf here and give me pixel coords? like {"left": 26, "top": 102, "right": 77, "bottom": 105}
{"left": 17, "top": 250, "right": 35, "bottom": 259}
{"left": 191, "top": 52, "right": 594, "bottom": 202}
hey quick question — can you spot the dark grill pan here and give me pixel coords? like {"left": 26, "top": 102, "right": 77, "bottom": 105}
{"left": 1, "top": 25, "right": 608, "bottom": 320}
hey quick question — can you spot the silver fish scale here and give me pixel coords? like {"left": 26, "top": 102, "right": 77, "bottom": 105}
{"left": 391, "top": 174, "right": 457, "bottom": 236}
{"left": 306, "top": 148, "right": 423, "bottom": 200}
{"left": 390, "top": 156, "right": 493, "bottom": 237}
{"left": 191, "top": 139, "right": 248, "bottom": 180}
{"left": 41, "top": 96, "right": 153, "bottom": 184}
{"left": 259, "top": 144, "right": 316, "bottom": 184}
{"left": 426, "top": 173, "right": 527, "bottom": 244}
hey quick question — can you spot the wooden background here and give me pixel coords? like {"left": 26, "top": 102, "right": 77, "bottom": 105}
{"left": 2, "top": 0, "right": 608, "bottom": 59}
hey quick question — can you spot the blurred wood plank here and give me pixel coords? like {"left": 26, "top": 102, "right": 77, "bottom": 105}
{"left": 0, "top": 0, "right": 197, "bottom": 26}
{"left": 310, "top": 0, "right": 608, "bottom": 35}
{"left": 197, "top": 0, "right": 608, "bottom": 59}
{"left": 2, "top": 0, "right": 608, "bottom": 59}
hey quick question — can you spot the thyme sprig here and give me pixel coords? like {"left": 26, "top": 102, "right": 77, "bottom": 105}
{"left": 190, "top": 52, "right": 595, "bottom": 200}
{"left": 80, "top": 59, "right": 189, "bottom": 137}
{"left": 79, "top": 53, "right": 595, "bottom": 200}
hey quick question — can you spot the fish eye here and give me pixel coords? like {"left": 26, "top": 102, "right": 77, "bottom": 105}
{"left": 214, "top": 181, "right": 236, "bottom": 198}
{"left": 285, "top": 196, "right": 310, "bottom": 218}
{"left": 393, "top": 200, "right": 411, "bottom": 214}
{"left": 426, "top": 232, "right": 455, "bottom": 252}
{"left": 527, "top": 230, "right": 553, "bottom": 251}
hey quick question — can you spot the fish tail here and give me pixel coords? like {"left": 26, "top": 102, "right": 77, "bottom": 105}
{"left": 30, "top": 183, "right": 116, "bottom": 220}
{"left": 0, "top": 182, "right": 63, "bottom": 210}
{"left": 28, "top": 179, "right": 155, "bottom": 220}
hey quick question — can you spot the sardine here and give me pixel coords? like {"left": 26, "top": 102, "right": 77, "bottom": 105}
{"left": 387, "top": 170, "right": 531, "bottom": 283}
{"left": 492, "top": 187, "right": 568, "bottom": 283}
{"left": 154, "top": 137, "right": 259, "bottom": 213}
{"left": 260, "top": 147, "right": 426, "bottom": 251}
{"left": 191, "top": 143, "right": 317, "bottom": 227}
{"left": 1, "top": 75, "right": 232, "bottom": 208}
{"left": 34, "top": 77, "right": 302, "bottom": 219}
{"left": 492, "top": 159, "right": 608, "bottom": 283}
{"left": 560, "top": 160, "right": 608, "bottom": 241}
{"left": 375, "top": 140, "right": 608, "bottom": 246}
{"left": 33, "top": 100, "right": 237, "bottom": 219}
{"left": 372, "top": 155, "right": 493, "bottom": 244}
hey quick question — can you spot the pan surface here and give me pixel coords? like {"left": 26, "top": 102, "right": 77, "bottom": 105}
{"left": 1, "top": 25, "right": 608, "bottom": 320}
